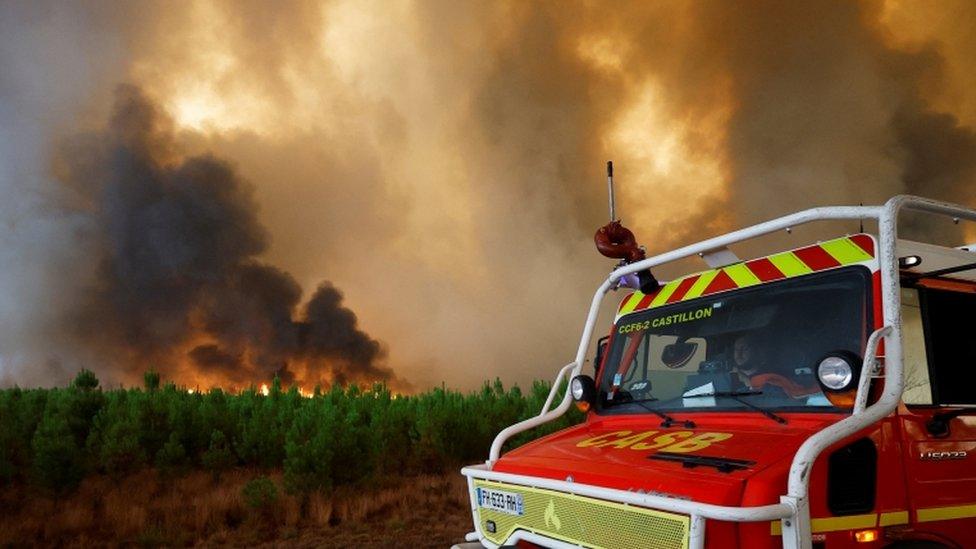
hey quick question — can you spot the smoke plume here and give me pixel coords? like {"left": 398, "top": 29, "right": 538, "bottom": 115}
{"left": 56, "top": 85, "right": 398, "bottom": 389}
{"left": 1, "top": 1, "right": 976, "bottom": 389}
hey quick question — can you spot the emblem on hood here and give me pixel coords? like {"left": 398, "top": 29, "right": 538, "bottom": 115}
{"left": 544, "top": 499, "right": 562, "bottom": 531}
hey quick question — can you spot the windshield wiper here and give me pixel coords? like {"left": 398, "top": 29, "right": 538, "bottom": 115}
{"left": 686, "top": 391, "right": 788, "bottom": 425}
{"left": 605, "top": 394, "right": 696, "bottom": 429}
{"left": 648, "top": 452, "right": 756, "bottom": 473}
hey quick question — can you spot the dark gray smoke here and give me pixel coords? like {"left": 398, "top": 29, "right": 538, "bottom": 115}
{"left": 56, "top": 85, "right": 398, "bottom": 389}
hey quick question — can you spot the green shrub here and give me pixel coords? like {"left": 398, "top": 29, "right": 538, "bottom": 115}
{"left": 0, "top": 389, "right": 47, "bottom": 485}
{"left": 31, "top": 407, "right": 85, "bottom": 494}
{"left": 71, "top": 369, "right": 99, "bottom": 391}
{"left": 241, "top": 476, "right": 278, "bottom": 510}
{"left": 202, "top": 430, "right": 237, "bottom": 480}
{"left": 283, "top": 403, "right": 336, "bottom": 494}
{"left": 88, "top": 403, "right": 145, "bottom": 477}
{"left": 155, "top": 431, "right": 187, "bottom": 474}
{"left": 143, "top": 370, "right": 161, "bottom": 392}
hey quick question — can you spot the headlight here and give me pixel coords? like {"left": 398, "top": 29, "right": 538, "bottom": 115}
{"left": 817, "top": 355, "right": 854, "bottom": 391}
{"left": 571, "top": 377, "right": 585, "bottom": 400}
{"left": 570, "top": 375, "right": 596, "bottom": 412}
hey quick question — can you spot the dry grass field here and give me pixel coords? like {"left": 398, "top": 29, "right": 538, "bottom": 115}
{"left": 0, "top": 469, "right": 473, "bottom": 547}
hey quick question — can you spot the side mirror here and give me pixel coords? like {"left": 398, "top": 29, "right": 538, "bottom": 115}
{"left": 571, "top": 375, "right": 597, "bottom": 413}
{"left": 926, "top": 409, "right": 974, "bottom": 438}
{"left": 594, "top": 336, "right": 610, "bottom": 376}
{"left": 815, "top": 351, "right": 863, "bottom": 408}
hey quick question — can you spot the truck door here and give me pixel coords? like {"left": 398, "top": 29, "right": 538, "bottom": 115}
{"left": 897, "top": 285, "right": 976, "bottom": 544}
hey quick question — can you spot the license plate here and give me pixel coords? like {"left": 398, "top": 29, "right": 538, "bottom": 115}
{"left": 477, "top": 487, "right": 524, "bottom": 516}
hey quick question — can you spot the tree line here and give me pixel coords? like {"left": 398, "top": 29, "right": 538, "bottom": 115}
{"left": 0, "top": 370, "right": 581, "bottom": 495}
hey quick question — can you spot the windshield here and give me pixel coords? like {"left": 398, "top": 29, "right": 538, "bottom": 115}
{"left": 597, "top": 267, "right": 871, "bottom": 415}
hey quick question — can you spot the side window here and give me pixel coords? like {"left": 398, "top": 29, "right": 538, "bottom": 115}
{"left": 920, "top": 288, "right": 976, "bottom": 406}
{"left": 901, "top": 288, "right": 932, "bottom": 405}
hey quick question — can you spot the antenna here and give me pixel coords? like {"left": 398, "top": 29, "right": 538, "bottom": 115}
{"left": 607, "top": 160, "right": 616, "bottom": 222}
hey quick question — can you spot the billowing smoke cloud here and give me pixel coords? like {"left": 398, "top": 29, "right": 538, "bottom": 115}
{"left": 1, "top": 1, "right": 976, "bottom": 390}
{"left": 691, "top": 1, "right": 976, "bottom": 243}
{"left": 56, "top": 85, "right": 398, "bottom": 389}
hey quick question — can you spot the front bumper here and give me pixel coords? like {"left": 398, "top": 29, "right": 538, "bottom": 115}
{"left": 462, "top": 463, "right": 794, "bottom": 549}
{"left": 471, "top": 477, "right": 689, "bottom": 548}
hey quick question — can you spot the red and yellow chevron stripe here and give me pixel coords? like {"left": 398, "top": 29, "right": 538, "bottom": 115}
{"left": 615, "top": 234, "right": 876, "bottom": 320}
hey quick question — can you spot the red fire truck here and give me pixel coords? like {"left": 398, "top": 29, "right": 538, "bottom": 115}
{"left": 455, "top": 189, "right": 976, "bottom": 549}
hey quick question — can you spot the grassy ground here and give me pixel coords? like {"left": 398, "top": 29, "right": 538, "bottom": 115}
{"left": 0, "top": 469, "right": 473, "bottom": 547}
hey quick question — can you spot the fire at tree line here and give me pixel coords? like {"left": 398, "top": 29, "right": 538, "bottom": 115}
{"left": 0, "top": 369, "right": 581, "bottom": 497}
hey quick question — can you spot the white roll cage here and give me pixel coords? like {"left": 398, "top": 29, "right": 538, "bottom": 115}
{"left": 461, "top": 195, "right": 976, "bottom": 549}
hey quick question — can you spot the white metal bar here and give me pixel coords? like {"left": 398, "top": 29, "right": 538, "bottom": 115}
{"left": 503, "top": 531, "right": 582, "bottom": 549}
{"left": 464, "top": 473, "right": 485, "bottom": 544}
{"left": 892, "top": 194, "right": 976, "bottom": 224}
{"left": 689, "top": 515, "right": 706, "bottom": 549}
{"left": 778, "top": 495, "right": 809, "bottom": 549}
{"left": 488, "top": 279, "right": 613, "bottom": 463}
{"left": 853, "top": 326, "right": 891, "bottom": 414}
{"left": 609, "top": 206, "right": 882, "bottom": 282}
{"left": 539, "top": 362, "right": 576, "bottom": 416}
{"left": 786, "top": 195, "right": 976, "bottom": 500}
{"left": 463, "top": 464, "right": 793, "bottom": 523}
{"left": 780, "top": 195, "right": 976, "bottom": 548}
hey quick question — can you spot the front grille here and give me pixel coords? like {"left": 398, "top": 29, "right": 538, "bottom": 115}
{"left": 473, "top": 479, "right": 690, "bottom": 549}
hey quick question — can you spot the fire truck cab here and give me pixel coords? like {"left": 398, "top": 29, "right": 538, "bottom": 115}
{"left": 457, "top": 196, "right": 976, "bottom": 549}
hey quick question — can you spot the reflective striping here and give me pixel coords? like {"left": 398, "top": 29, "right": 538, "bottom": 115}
{"left": 650, "top": 280, "right": 682, "bottom": 307}
{"left": 474, "top": 479, "right": 690, "bottom": 548}
{"left": 770, "top": 513, "right": 877, "bottom": 535}
{"left": 634, "top": 293, "right": 655, "bottom": 311}
{"left": 723, "top": 263, "right": 761, "bottom": 288}
{"left": 666, "top": 275, "right": 701, "bottom": 304}
{"left": 916, "top": 503, "right": 976, "bottom": 523}
{"left": 683, "top": 270, "right": 719, "bottom": 300}
{"left": 811, "top": 513, "right": 878, "bottom": 532}
{"left": 821, "top": 238, "right": 874, "bottom": 265}
{"left": 848, "top": 233, "right": 874, "bottom": 255}
{"left": 792, "top": 244, "right": 841, "bottom": 271}
{"left": 768, "top": 505, "right": 975, "bottom": 536}
{"left": 879, "top": 510, "right": 909, "bottom": 526}
{"left": 745, "top": 258, "right": 784, "bottom": 282}
{"left": 617, "top": 293, "right": 641, "bottom": 315}
{"left": 702, "top": 269, "right": 738, "bottom": 295}
{"left": 767, "top": 251, "right": 813, "bottom": 277}
{"left": 615, "top": 235, "right": 878, "bottom": 321}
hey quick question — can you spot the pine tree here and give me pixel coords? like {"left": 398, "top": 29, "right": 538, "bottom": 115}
{"left": 201, "top": 430, "right": 236, "bottom": 481}
{"left": 31, "top": 408, "right": 84, "bottom": 494}
{"left": 155, "top": 431, "right": 186, "bottom": 474}
{"left": 143, "top": 370, "right": 161, "bottom": 392}
{"left": 71, "top": 369, "right": 99, "bottom": 391}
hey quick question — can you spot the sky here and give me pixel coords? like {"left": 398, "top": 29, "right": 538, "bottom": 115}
{"left": 1, "top": 0, "right": 975, "bottom": 391}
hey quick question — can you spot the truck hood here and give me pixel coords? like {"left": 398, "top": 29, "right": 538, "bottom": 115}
{"left": 492, "top": 413, "right": 838, "bottom": 506}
